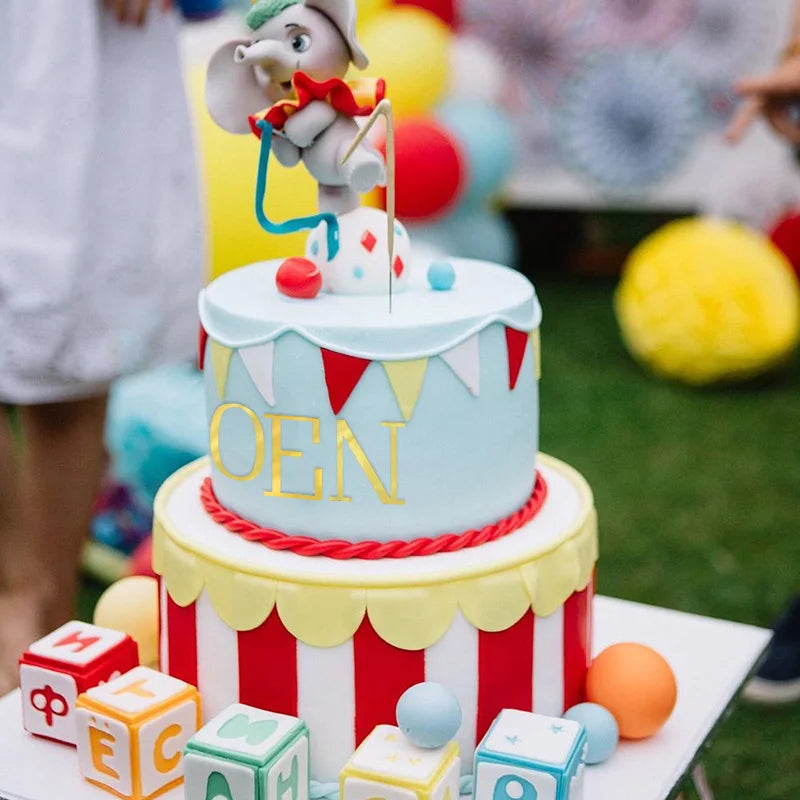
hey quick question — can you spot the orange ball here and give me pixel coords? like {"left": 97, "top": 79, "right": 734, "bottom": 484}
{"left": 586, "top": 643, "right": 677, "bottom": 740}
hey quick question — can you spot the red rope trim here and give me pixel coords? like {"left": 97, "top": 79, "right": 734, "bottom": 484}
{"left": 199, "top": 474, "right": 548, "bottom": 561}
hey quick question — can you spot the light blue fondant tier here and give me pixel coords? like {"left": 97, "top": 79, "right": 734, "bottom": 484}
{"left": 200, "top": 258, "right": 541, "bottom": 542}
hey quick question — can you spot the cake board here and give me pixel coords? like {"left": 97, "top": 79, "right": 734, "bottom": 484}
{"left": 0, "top": 597, "right": 770, "bottom": 800}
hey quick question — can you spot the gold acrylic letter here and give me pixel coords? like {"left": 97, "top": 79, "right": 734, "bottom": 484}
{"left": 210, "top": 403, "right": 265, "bottom": 482}
{"left": 263, "top": 414, "right": 323, "bottom": 500}
{"left": 330, "top": 421, "right": 405, "bottom": 505}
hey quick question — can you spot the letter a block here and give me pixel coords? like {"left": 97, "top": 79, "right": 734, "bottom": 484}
{"left": 340, "top": 725, "right": 460, "bottom": 800}
{"left": 76, "top": 666, "right": 201, "bottom": 800}
{"left": 184, "top": 703, "right": 310, "bottom": 800}
{"left": 473, "top": 710, "right": 587, "bottom": 800}
{"left": 19, "top": 620, "right": 139, "bottom": 745}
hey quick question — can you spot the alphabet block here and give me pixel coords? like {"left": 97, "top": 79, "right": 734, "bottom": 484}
{"left": 340, "top": 725, "right": 460, "bottom": 800}
{"left": 19, "top": 620, "right": 139, "bottom": 745}
{"left": 183, "top": 703, "right": 310, "bottom": 800}
{"left": 75, "top": 666, "right": 201, "bottom": 800}
{"left": 473, "top": 710, "right": 587, "bottom": 800}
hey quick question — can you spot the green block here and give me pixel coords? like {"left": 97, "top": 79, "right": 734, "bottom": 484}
{"left": 184, "top": 703, "right": 310, "bottom": 800}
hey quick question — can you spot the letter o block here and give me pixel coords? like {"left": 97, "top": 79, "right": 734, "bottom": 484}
{"left": 75, "top": 666, "right": 201, "bottom": 800}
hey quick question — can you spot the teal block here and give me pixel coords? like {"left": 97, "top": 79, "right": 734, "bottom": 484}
{"left": 473, "top": 710, "right": 587, "bottom": 800}
{"left": 184, "top": 703, "right": 310, "bottom": 800}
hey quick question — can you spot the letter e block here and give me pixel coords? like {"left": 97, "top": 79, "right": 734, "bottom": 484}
{"left": 19, "top": 620, "right": 139, "bottom": 745}
{"left": 76, "top": 666, "right": 201, "bottom": 800}
{"left": 340, "top": 725, "right": 460, "bottom": 800}
{"left": 473, "top": 710, "right": 587, "bottom": 800}
{"left": 184, "top": 703, "right": 309, "bottom": 800}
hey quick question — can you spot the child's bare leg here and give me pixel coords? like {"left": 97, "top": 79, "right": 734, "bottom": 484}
{"left": 18, "top": 395, "right": 109, "bottom": 632}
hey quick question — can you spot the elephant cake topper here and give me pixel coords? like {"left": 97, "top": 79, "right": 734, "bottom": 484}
{"left": 206, "top": 0, "right": 410, "bottom": 306}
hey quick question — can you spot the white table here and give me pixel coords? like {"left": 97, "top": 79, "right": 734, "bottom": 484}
{"left": 0, "top": 597, "right": 770, "bottom": 800}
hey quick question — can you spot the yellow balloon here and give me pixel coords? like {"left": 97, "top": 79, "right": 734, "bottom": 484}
{"left": 357, "top": 7, "right": 451, "bottom": 118}
{"left": 94, "top": 576, "right": 159, "bottom": 668}
{"left": 615, "top": 218, "right": 800, "bottom": 385}
{"left": 186, "top": 66, "right": 320, "bottom": 279}
{"left": 357, "top": 0, "right": 389, "bottom": 30}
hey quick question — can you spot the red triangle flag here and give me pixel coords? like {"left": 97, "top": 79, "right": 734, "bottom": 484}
{"left": 198, "top": 324, "right": 209, "bottom": 371}
{"left": 506, "top": 327, "right": 529, "bottom": 390}
{"left": 321, "top": 349, "right": 372, "bottom": 415}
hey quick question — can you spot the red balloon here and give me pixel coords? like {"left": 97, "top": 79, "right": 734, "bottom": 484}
{"left": 393, "top": 0, "right": 457, "bottom": 27}
{"left": 378, "top": 119, "right": 466, "bottom": 223}
{"left": 276, "top": 257, "right": 323, "bottom": 299}
{"left": 128, "top": 537, "right": 156, "bottom": 578}
{"left": 769, "top": 209, "right": 800, "bottom": 280}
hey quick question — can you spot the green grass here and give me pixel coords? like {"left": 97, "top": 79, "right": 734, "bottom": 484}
{"left": 535, "top": 274, "right": 800, "bottom": 798}
{"left": 79, "top": 271, "right": 800, "bottom": 796}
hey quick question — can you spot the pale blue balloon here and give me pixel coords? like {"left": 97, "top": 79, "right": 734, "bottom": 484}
{"left": 396, "top": 682, "right": 462, "bottom": 749}
{"left": 436, "top": 99, "right": 517, "bottom": 210}
{"left": 564, "top": 703, "right": 619, "bottom": 765}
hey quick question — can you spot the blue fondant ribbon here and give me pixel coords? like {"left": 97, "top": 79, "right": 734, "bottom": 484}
{"left": 255, "top": 120, "right": 340, "bottom": 260}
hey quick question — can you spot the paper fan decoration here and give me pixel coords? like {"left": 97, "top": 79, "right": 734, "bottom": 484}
{"left": 556, "top": 51, "right": 700, "bottom": 190}
{"left": 590, "top": 0, "right": 694, "bottom": 45}
{"left": 462, "top": 0, "right": 592, "bottom": 99}
{"left": 670, "top": 0, "right": 767, "bottom": 86}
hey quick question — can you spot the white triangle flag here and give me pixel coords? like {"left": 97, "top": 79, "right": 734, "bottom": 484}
{"left": 441, "top": 335, "right": 480, "bottom": 396}
{"left": 240, "top": 341, "right": 276, "bottom": 406}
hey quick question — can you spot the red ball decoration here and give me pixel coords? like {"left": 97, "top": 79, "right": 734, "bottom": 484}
{"left": 394, "top": 0, "right": 457, "bottom": 27}
{"left": 276, "top": 257, "right": 322, "bottom": 299}
{"left": 378, "top": 118, "right": 466, "bottom": 223}
{"left": 769, "top": 209, "right": 800, "bottom": 280}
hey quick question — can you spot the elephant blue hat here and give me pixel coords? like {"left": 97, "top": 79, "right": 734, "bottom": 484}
{"left": 247, "top": 0, "right": 369, "bottom": 69}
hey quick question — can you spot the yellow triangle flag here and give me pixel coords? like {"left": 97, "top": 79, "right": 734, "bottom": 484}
{"left": 210, "top": 341, "right": 233, "bottom": 398}
{"left": 382, "top": 359, "right": 429, "bottom": 421}
{"left": 530, "top": 328, "right": 541, "bottom": 380}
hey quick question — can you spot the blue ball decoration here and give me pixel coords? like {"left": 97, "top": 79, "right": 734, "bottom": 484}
{"left": 563, "top": 703, "right": 619, "bottom": 765}
{"left": 428, "top": 261, "right": 457, "bottom": 291}
{"left": 396, "top": 682, "right": 462, "bottom": 749}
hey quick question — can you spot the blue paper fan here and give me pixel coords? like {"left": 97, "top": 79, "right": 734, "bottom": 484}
{"left": 556, "top": 51, "right": 701, "bottom": 190}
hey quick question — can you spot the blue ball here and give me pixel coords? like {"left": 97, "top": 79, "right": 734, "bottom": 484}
{"left": 428, "top": 261, "right": 457, "bottom": 291}
{"left": 563, "top": 703, "right": 619, "bottom": 765}
{"left": 396, "top": 682, "right": 462, "bottom": 749}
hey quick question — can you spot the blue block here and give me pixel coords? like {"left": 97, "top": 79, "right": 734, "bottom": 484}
{"left": 473, "top": 710, "right": 587, "bottom": 800}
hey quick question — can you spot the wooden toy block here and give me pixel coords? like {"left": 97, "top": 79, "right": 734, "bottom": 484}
{"left": 19, "top": 620, "right": 139, "bottom": 745}
{"left": 75, "top": 666, "right": 201, "bottom": 800}
{"left": 340, "top": 725, "right": 460, "bottom": 800}
{"left": 184, "top": 703, "right": 310, "bottom": 800}
{"left": 473, "top": 710, "right": 588, "bottom": 800}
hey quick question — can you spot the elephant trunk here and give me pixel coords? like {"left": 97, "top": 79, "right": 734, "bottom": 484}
{"left": 233, "top": 39, "right": 283, "bottom": 67}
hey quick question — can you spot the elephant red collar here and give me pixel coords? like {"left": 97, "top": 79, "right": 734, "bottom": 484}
{"left": 249, "top": 71, "right": 386, "bottom": 137}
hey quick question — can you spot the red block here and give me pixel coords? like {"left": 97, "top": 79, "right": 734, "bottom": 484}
{"left": 19, "top": 620, "right": 139, "bottom": 745}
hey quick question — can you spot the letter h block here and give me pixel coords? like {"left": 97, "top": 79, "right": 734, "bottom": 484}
{"left": 184, "top": 703, "right": 310, "bottom": 800}
{"left": 19, "top": 620, "right": 139, "bottom": 745}
{"left": 75, "top": 666, "right": 201, "bottom": 800}
{"left": 340, "top": 725, "right": 461, "bottom": 800}
{"left": 473, "top": 710, "right": 588, "bottom": 800}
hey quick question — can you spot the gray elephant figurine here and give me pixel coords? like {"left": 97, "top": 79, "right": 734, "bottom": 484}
{"left": 206, "top": 0, "right": 387, "bottom": 215}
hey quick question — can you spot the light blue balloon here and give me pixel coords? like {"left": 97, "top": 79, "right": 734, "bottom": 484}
{"left": 428, "top": 261, "right": 456, "bottom": 291}
{"left": 412, "top": 211, "right": 518, "bottom": 268}
{"left": 396, "top": 682, "right": 462, "bottom": 749}
{"left": 563, "top": 703, "right": 619, "bottom": 765}
{"left": 436, "top": 99, "right": 517, "bottom": 209}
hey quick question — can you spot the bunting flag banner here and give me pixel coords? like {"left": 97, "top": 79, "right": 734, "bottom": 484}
{"left": 322, "top": 349, "right": 373, "bottom": 415}
{"left": 240, "top": 341, "right": 276, "bottom": 406}
{"left": 505, "top": 327, "right": 530, "bottom": 390}
{"left": 382, "top": 359, "right": 429, "bottom": 421}
{"left": 209, "top": 341, "right": 233, "bottom": 399}
{"left": 198, "top": 325, "right": 209, "bottom": 371}
{"left": 440, "top": 335, "right": 480, "bottom": 397}
{"left": 531, "top": 328, "right": 542, "bottom": 380}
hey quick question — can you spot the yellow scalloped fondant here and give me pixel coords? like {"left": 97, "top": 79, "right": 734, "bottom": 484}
{"left": 458, "top": 568, "right": 532, "bottom": 632}
{"left": 153, "top": 455, "right": 599, "bottom": 647}
{"left": 367, "top": 584, "right": 460, "bottom": 650}
{"left": 277, "top": 583, "right": 367, "bottom": 647}
{"left": 205, "top": 563, "right": 277, "bottom": 632}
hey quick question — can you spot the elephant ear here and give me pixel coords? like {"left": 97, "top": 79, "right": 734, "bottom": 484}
{"left": 206, "top": 40, "right": 269, "bottom": 134}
